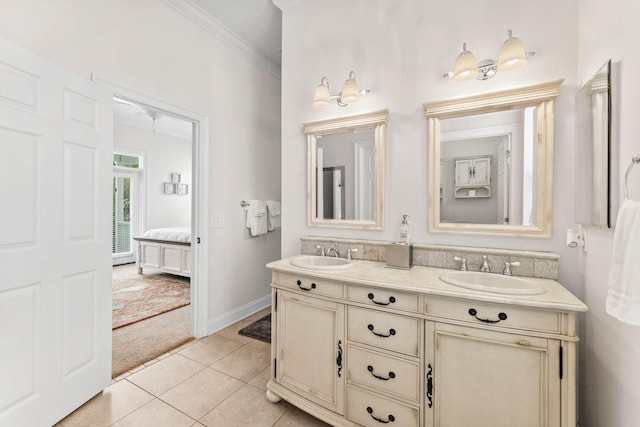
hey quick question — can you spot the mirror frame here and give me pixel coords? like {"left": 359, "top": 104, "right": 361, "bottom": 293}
{"left": 304, "top": 109, "right": 388, "bottom": 229}
{"left": 424, "top": 80, "right": 563, "bottom": 237}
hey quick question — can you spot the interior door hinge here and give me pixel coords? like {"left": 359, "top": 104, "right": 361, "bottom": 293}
{"left": 559, "top": 346, "right": 563, "bottom": 379}
{"left": 197, "top": 237, "right": 201, "bottom": 244}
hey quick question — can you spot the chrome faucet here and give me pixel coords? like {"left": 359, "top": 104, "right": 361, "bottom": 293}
{"left": 347, "top": 248, "right": 358, "bottom": 260}
{"left": 453, "top": 256, "right": 468, "bottom": 271}
{"left": 503, "top": 261, "right": 521, "bottom": 276}
{"left": 480, "top": 255, "right": 491, "bottom": 273}
{"left": 316, "top": 245, "right": 326, "bottom": 256}
{"left": 327, "top": 247, "right": 340, "bottom": 258}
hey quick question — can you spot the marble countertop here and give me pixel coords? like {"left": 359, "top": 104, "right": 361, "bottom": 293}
{"left": 267, "top": 256, "right": 588, "bottom": 313}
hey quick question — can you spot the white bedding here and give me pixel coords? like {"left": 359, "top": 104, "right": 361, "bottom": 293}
{"left": 141, "top": 227, "right": 191, "bottom": 243}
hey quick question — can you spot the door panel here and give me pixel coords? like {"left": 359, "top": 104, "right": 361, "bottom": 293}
{"left": 0, "top": 38, "right": 112, "bottom": 427}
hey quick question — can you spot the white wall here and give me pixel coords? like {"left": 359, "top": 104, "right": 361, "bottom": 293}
{"left": 114, "top": 122, "right": 192, "bottom": 230}
{"left": 280, "top": 0, "right": 579, "bottom": 272}
{"left": 0, "top": 0, "right": 281, "bottom": 331}
{"left": 577, "top": 0, "right": 640, "bottom": 425}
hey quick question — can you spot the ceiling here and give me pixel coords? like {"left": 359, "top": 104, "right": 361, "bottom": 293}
{"left": 113, "top": 1, "right": 283, "bottom": 137}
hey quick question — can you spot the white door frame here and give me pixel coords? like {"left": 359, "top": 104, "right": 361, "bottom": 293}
{"left": 93, "top": 77, "right": 210, "bottom": 338}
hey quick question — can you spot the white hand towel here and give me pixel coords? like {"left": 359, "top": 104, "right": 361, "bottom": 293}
{"left": 244, "top": 200, "right": 268, "bottom": 236}
{"left": 606, "top": 200, "right": 640, "bottom": 325}
{"left": 266, "top": 200, "right": 281, "bottom": 231}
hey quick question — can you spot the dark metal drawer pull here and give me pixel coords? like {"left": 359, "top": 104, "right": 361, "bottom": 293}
{"left": 368, "top": 324, "right": 396, "bottom": 338}
{"left": 367, "top": 365, "right": 395, "bottom": 381}
{"left": 296, "top": 280, "right": 316, "bottom": 291}
{"left": 368, "top": 293, "right": 396, "bottom": 306}
{"left": 336, "top": 341, "right": 343, "bottom": 377}
{"left": 468, "top": 308, "right": 507, "bottom": 324}
{"left": 367, "top": 407, "right": 395, "bottom": 423}
{"left": 426, "top": 363, "right": 434, "bottom": 408}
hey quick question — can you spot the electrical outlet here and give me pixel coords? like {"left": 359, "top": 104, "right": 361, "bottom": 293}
{"left": 210, "top": 215, "right": 225, "bottom": 229}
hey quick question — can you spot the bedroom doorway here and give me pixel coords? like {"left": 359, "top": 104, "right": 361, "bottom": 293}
{"left": 96, "top": 77, "right": 210, "bottom": 377}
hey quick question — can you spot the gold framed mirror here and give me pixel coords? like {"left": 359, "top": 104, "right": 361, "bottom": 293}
{"left": 304, "top": 109, "right": 388, "bottom": 229}
{"left": 424, "top": 80, "right": 563, "bottom": 237}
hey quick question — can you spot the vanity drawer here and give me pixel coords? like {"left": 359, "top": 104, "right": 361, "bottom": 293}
{"left": 347, "top": 344, "right": 420, "bottom": 403}
{"left": 426, "top": 297, "right": 561, "bottom": 334}
{"left": 348, "top": 286, "right": 420, "bottom": 313}
{"left": 348, "top": 307, "right": 420, "bottom": 357}
{"left": 275, "top": 273, "right": 344, "bottom": 299}
{"left": 346, "top": 386, "right": 419, "bottom": 427}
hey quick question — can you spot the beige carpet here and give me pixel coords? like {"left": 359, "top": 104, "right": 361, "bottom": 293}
{"left": 112, "top": 305, "right": 194, "bottom": 378}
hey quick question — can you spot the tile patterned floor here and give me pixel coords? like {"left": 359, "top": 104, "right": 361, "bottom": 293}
{"left": 57, "top": 308, "right": 330, "bottom": 427}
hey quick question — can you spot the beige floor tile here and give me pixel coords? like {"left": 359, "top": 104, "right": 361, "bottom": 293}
{"left": 160, "top": 368, "right": 244, "bottom": 419}
{"left": 214, "top": 308, "right": 271, "bottom": 344}
{"left": 273, "top": 405, "right": 332, "bottom": 427}
{"left": 60, "top": 380, "right": 154, "bottom": 427}
{"left": 245, "top": 337, "right": 271, "bottom": 352}
{"left": 127, "top": 354, "right": 205, "bottom": 396}
{"left": 210, "top": 344, "right": 271, "bottom": 382}
{"left": 199, "top": 384, "right": 287, "bottom": 427}
{"left": 111, "top": 399, "right": 195, "bottom": 427}
{"left": 178, "top": 334, "right": 244, "bottom": 365}
{"left": 247, "top": 366, "right": 272, "bottom": 391}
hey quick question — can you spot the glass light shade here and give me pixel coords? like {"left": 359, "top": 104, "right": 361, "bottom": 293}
{"left": 313, "top": 83, "right": 330, "bottom": 108}
{"left": 340, "top": 77, "right": 361, "bottom": 104}
{"left": 453, "top": 45, "right": 478, "bottom": 82}
{"left": 498, "top": 35, "right": 527, "bottom": 71}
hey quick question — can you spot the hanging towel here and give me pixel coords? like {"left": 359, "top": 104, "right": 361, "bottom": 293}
{"left": 244, "top": 200, "right": 268, "bottom": 236}
{"left": 606, "top": 199, "right": 640, "bottom": 325}
{"left": 266, "top": 200, "right": 281, "bottom": 231}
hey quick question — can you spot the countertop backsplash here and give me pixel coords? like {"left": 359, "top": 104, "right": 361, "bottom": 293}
{"left": 300, "top": 236, "right": 559, "bottom": 280}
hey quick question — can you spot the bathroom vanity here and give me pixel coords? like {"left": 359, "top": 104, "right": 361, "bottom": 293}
{"left": 265, "top": 256, "right": 586, "bottom": 427}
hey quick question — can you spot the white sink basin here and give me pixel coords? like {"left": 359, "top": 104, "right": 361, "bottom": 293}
{"left": 290, "top": 255, "right": 353, "bottom": 271}
{"left": 440, "top": 271, "right": 546, "bottom": 295}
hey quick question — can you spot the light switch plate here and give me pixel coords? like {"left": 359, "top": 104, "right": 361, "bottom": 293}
{"left": 211, "top": 215, "right": 225, "bottom": 228}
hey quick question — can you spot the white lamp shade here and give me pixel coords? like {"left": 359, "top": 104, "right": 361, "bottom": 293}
{"left": 340, "top": 77, "right": 361, "bottom": 104}
{"left": 498, "top": 35, "right": 527, "bottom": 71}
{"left": 313, "top": 83, "right": 330, "bottom": 107}
{"left": 453, "top": 48, "right": 478, "bottom": 82}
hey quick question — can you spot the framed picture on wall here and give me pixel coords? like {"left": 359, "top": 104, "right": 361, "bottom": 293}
{"left": 163, "top": 182, "right": 175, "bottom": 194}
{"left": 177, "top": 183, "right": 188, "bottom": 195}
{"left": 171, "top": 173, "right": 181, "bottom": 183}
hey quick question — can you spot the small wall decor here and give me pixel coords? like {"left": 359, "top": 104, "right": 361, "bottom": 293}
{"left": 163, "top": 182, "right": 175, "bottom": 194}
{"left": 164, "top": 173, "right": 188, "bottom": 195}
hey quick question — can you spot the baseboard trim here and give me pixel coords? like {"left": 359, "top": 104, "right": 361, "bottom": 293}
{"left": 207, "top": 294, "right": 272, "bottom": 335}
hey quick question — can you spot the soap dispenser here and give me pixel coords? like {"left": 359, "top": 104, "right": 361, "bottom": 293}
{"left": 399, "top": 214, "right": 411, "bottom": 244}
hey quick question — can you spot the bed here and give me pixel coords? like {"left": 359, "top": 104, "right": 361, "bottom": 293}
{"left": 132, "top": 227, "right": 192, "bottom": 277}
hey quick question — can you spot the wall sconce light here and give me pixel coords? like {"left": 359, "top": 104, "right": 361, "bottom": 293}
{"left": 313, "top": 71, "right": 370, "bottom": 107}
{"left": 444, "top": 30, "right": 535, "bottom": 82}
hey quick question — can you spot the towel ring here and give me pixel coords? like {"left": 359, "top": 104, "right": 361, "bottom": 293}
{"left": 240, "top": 200, "right": 250, "bottom": 207}
{"left": 624, "top": 155, "right": 640, "bottom": 201}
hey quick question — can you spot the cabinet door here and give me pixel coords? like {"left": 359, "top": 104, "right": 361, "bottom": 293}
{"left": 472, "top": 157, "right": 491, "bottom": 186}
{"left": 425, "top": 323, "right": 560, "bottom": 427}
{"left": 454, "top": 159, "right": 473, "bottom": 187}
{"left": 275, "top": 290, "right": 345, "bottom": 413}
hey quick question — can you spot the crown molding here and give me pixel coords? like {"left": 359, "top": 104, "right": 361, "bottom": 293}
{"left": 163, "top": 0, "right": 281, "bottom": 77}
{"left": 272, "top": 0, "right": 309, "bottom": 11}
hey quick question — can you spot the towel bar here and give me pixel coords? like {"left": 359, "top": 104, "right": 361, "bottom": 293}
{"left": 240, "top": 200, "right": 250, "bottom": 207}
{"left": 624, "top": 154, "right": 640, "bottom": 201}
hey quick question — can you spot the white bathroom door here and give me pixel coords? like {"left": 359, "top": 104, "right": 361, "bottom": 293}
{"left": 0, "top": 39, "right": 113, "bottom": 426}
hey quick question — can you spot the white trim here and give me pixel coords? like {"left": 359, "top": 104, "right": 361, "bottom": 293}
{"left": 207, "top": 294, "right": 272, "bottom": 334}
{"left": 93, "top": 76, "right": 210, "bottom": 338}
{"left": 272, "top": 0, "right": 308, "bottom": 11}
{"left": 114, "top": 115, "right": 192, "bottom": 140}
{"left": 164, "top": 0, "right": 281, "bottom": 77}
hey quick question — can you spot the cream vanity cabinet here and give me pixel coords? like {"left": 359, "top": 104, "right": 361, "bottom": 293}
{"left": 454, "top": 155, "right": 491, "bottom": 197}
{"left": 266, "top": 261, "right": 584, "bottom": 427}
